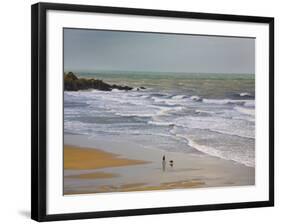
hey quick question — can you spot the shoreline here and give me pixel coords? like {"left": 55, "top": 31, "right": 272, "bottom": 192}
{"left": 64, "top": 135, "right": 255, "bottom": 195}
{"left": 64, "top": 144, "right": 205, "bottom": 195}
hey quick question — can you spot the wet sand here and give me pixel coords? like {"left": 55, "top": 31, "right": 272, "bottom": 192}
{"left": 64, "top": 145, "right": 148, "bottom": 170}
{"left": 64, "top": 145, "right": 205, "bottom": 194}
{"left": 64, "top": 135, "right": 255, "bottom": 195}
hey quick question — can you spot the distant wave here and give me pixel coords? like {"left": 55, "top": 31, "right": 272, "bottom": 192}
{"left": 244, "top": 101, "right": 255, "bottom": 107}
{"left": 190, "top": 95, "right": 202, "bottom": 102}
{"left": 171, "top": 95, "right": 186, "bottom": 100}
{"left": 239, "top": 92, "right": 252, "bottom": 97}
{"left": 111, "top": 89, "right": 126, "bottom": 92}
{"left": 139, "top": 95, "right": 150, "bottom": 99}
{"left": 195, "top": 109, "right": 215, "bottom": 115}
{"left": 151, "top": 97, "right": 184, "bottom": 106}
{"left": 234, "top": 106, "right": 255, "bottom": 117}
{"left": 203, "top": 98, "right": 253, "bottom": 106}
{"left": 115, "top": 112, "right": 155, "bottom": 118}
{"left": 155, "top": 106, "right": 184, "bottom": 116}
{"left": 148, "top": 121, "right": 175, "bottom": 126}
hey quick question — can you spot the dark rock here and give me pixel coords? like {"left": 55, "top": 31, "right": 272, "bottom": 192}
{"left": 111, "top": 84, "right": 133, "bottom": 91}
{"left": 64, "top": 72, "right": 134, "bottom": 91}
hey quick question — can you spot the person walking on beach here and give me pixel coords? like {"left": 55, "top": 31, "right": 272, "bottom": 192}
{"left": 162, "top": 155, "right": 166, "bottom": 172}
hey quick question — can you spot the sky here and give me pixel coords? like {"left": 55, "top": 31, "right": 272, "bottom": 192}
{"left": 64, "top": 28, "right": 255, "bottom": 74}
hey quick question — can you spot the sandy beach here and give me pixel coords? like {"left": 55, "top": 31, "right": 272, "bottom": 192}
{"left": 64, "top": 134, "right": 254, "bottom": 195}
{"left": 64, "top": 145, "right": 148, "bottom": 170}
{"left": 64, "top": 145, "right": 205, "bottom": 194}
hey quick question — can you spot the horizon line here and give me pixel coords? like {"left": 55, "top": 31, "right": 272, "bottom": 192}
{"left": 64, "top": 69, "right": 255, "bottom": 76}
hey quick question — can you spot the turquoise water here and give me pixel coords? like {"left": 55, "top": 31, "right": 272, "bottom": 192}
{"left": 77, "top": 72, "right": 254, "bottom": 98}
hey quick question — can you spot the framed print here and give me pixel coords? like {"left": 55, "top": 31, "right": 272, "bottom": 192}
{"left": 31, "top": 2, "right": 274, "bottom": 222}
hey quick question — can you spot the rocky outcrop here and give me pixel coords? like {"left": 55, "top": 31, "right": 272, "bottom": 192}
{"left": 64, "top": 72, "right": 134, "bottom": 91}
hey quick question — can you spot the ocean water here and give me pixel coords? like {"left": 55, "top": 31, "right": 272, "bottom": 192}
{"left": 64, "top": 73, "right": 255, "bottom": 167}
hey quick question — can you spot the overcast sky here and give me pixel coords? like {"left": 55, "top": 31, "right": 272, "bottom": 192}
{"left": 64, "top": 28, "right": 255, "bottom": 74}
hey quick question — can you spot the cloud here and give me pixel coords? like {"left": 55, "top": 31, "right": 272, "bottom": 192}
{"left": 64, "top": 28, "right": 255, "bottom": 74}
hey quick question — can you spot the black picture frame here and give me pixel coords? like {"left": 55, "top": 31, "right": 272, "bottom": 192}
{"left": 31, "top": 2, "right": 274, "bottom": 222}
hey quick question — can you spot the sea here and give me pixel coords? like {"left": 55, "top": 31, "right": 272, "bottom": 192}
{"left": 64, "top": 72, "right": 255, "bottom": 167}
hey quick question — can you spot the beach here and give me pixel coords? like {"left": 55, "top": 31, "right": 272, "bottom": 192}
{"left": 64, "top": 134, "right": 254, "bottom": 195}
